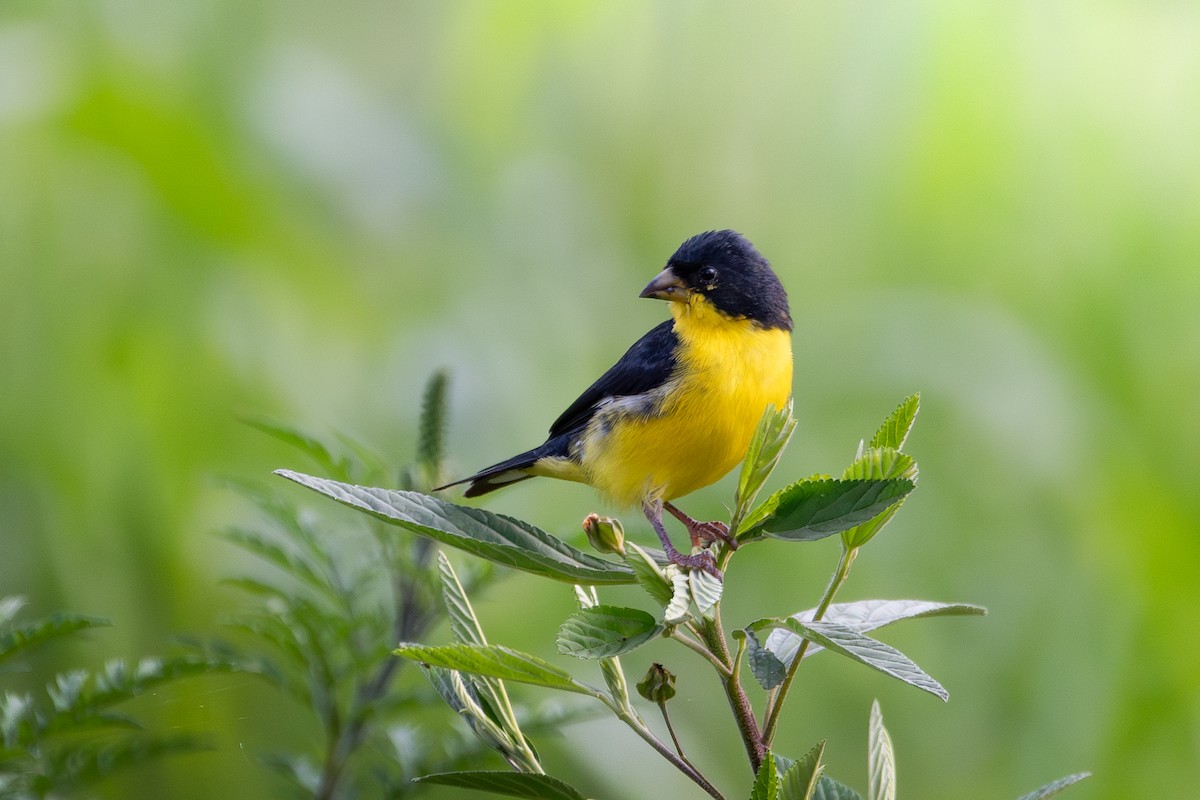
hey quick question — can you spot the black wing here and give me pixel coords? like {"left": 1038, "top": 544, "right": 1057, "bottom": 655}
{"left": 548, "top": 320, "right": 680, "bottom": 437}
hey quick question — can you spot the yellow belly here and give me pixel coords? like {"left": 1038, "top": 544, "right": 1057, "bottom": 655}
{"left": 581, "top": 303, "right": 793, "bottom": 508}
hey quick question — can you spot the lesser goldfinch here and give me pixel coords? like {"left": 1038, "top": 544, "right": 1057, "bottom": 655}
{"left": 438, "top": 230, "right": 793, "bottom": 576}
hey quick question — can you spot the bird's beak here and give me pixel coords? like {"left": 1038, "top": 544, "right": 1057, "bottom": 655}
{"left": 639, "top": 268, "right": 690, "bottom": 302}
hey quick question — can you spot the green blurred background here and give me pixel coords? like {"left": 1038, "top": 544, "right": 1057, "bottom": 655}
{"left": 1, "top": 1, "right": 1197, "bottom": 797}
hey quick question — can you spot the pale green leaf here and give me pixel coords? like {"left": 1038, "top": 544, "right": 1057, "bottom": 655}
{"left": 1016, "top": 772, "right": 1092, "bottom": 800}
{"left": 764, "top": 600, "right": 986, "bottom": 668}
{"left": 748, "top": 618, "right": 947, "bottom": 701}
{"left": 276, "top": 470, "right": 633, "bottom": 584}
{"left": 690, "top": 567, "right": 723, "bottom": 617}
{"left": 556, "top": 606, "right": 662, "bottom": 659}
{"left": 624, "top": 543, "right": 673, "bottom": 606}
{"left": 394, "top": 643, "right": 596, "bottom": 696}
{"left": 733, "top": 401, "right": 797, "bottom": 534}
{"left": 781, "top": 740, "right": 825, "bottom": 800}
{"left": 867, "top": 700, "right": 896, "bottom": 800}
{"left": 664, "top": 570, "right": 692, "bottom": 625}
{"left": 811, "top": 775, "right": 863, "bottom": 800}
{"left": 415, "top": 770, "right": 587, "bottom": 800}
{"left": 869, "top": 394, "right": 919, "bottom": 451}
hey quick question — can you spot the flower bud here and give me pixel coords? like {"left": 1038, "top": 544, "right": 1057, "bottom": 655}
{"left": 582, "top": 513, "right": 626, "bottom": 556}
{"left": 636, "top": 662, "right": 677, "bottom": 704}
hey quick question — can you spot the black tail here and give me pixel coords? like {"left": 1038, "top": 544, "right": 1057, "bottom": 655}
{"left": 435, "top": 435, "right": 571, "bottom": 498}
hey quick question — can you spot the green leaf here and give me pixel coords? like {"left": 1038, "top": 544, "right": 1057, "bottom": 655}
{"left": 840, "top": 448, "right": 918, "bottom": 548}
{"left": 1015, "top": 772, "right": 1092, "bottom": 800}
{"left": 747, "top": 618, "right": 948, "bottom": 701}
{"left": 743, "top": 478, "right": 915, "bottom": 543}
{"left": 242, "top": 416, "right": 353, "bottom": 481}
{"left": 624, "top": 543, "right": 673, "bottom": 606}
{"left": 751, "top": 750, "right": 781, "bottom": 800}
{"left": 556, "top": 606, "right": 662, "bottom": 659}
{"left": 733, "top": 401, "right": 797, "bottom": 535}
{"left": 763, "top": 600, "right": 986, "bottom": 667}
{"left": 781, "top": 740, "right": 825, "bottom": 800}
{"left": 738, "top": 629, "right": 788, "bottom": 691}
{"left": 0, "top": 613, "right": 110, "bottom": 665}
{"left": 276, "top": 471, "right": 634, "bottom": 585}
{"left": 394, "top": 643, "right": 597, "bottom": 697}
{"left": 811, "top": 775, "right": 864, "bottom": 800}
{"left": 869, "top": 394, "right": 920, "bottom": 451}
{"left": 438, "top": 552, "right": 489, "bottom": 647}
{"left": 415, "top": 771, "right": 587, "bottom": 800}
{"left": 416, "top": 369, "right": 450, "bottom": 484}
{"left": 867, "top": 700, "right": 896, "bottom": 800}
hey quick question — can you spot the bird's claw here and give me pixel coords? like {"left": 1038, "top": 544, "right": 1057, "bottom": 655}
{"left": 687, "top": 519, "right": 736, "bottom": 549}
{"left": 666, "top": 548, "right": 723, "bottom": 580}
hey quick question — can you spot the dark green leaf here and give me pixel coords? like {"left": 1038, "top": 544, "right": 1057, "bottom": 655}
{"left": 739, "top": 629, "right": 788, "bottom": 691}
{"left": 556, "top": 606, "right": 662, "bottom": 659}
{"left": 764, "top": 600, "right": 986, "bottom": 667}
{"left": 744, "top": 479, "right": 915, "bottom": 543}
{"left": 869, "top": 394, "right": 919, "bottom": 451}
{"left": 395, "top": 643, "right": 597, "bottom": 696}
{"left": 781, "top": 740, "right": 825, "bottom": 800}
{"left": 748, "top": 618, "right": 947, "bottom": 701}
{"left": 752, "top": 750, "right": 780, "bottom": 800}
{"left": 811, "top": 775, "right": 864, "bottom": 800}
{"left": 275, "top": 471, "right": 634, "bottom": 584}
{"left": 1016, "top": 772, "right": 1091, "bottom": 800}
{"left": 415, "top": 770, "right": 587, "bottom": 800}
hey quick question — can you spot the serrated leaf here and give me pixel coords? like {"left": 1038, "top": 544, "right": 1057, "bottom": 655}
{"left": 743, "top": 479, "right": 915, "bottom": 543}
{"left": 781, "top": 740, "right": 826, "bottom": 800}
{"left": 556, "top": 606, "right": 662, "bottom": 659}
{"left": 764, "top": 600, "right": 986, "bottom": 667}
{"left": 752, "top": 750, "right": 781, "bottom": 800}
{"left": 839, "top": 449, "right": 918, "bottom": 548}
{"left": 414, "top": 770, "right": 587, "bottom": 800}
{"left": 690, "top": 567, "right": 723, "bottom": 617}
{"left": 0, "top": 613, "right": 110, "bottom": 665}
{"left": 869, "top": 394, "right": 920, "bottom": 451}
{"left": 276, "top": 471, "right": 633, "bottom": 584}
{"left": 867, "top": 701, "right": 896, "bottom": 800}
{"left": 733, "top": 401, "right": 797, "bottom": 533}
{"left": 394, "top": 643, "right": 596, "bottom": 696}
{"left": 811, "top": 775, "right": 864, "bottom": 800}
{"left": 625, "top": 543, "right": 673, "bottom": 605}
{"left": 739, "top": 629, "right": 788, "bottom": 691}
{"left": 748, "top": 618, "right": 948, "bottom": 701}
{"left": 664, "top": 570, "right": 692, "bottom": 625}
{"left": 438, "top": 552, "right": 488, "bottom": 647}
{"left": 842, "top": 448, "right": 917, "bottom": 483}
{"left": 1016, "top": 772, "right": 1092, "bottom": 800}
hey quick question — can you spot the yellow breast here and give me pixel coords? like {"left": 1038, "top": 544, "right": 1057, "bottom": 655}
{"left": 581, "top": 298, "right": 793, "bottom": 508}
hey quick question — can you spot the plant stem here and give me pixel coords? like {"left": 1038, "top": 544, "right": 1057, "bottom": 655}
{"left": 760, "top": 544, "right": 858, "bottom": 747}
{"left": 605, "top": 698, "right": 726, "bottom": 800}
{"left": 658, "top": 701, "right": 690, "bottom": 763}
{"left": 699, "top": 611, "right": 766, "bottom": 772}
{"left": 669, "top": 628, "right": 733, "bottom": 676}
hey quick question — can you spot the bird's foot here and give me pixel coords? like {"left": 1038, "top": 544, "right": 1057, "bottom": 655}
{"left": 665, "top": 547, "right": 723, "bottom": 580}
{"left": 664, "top": 502, "right": 737, "bottom": 549}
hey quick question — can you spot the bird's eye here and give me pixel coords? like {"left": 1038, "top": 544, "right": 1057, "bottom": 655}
{"left": 698, "top": 266, "right": 718, "bottom": 284}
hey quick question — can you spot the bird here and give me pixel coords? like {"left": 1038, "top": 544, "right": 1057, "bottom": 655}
{"left": 436, "top": 230, "right": 793, "bottom": 577}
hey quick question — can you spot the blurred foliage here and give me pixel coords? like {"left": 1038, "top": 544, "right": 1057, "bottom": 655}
{"left": 0, "top": 2, "right": 1197, "bottom": 798}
